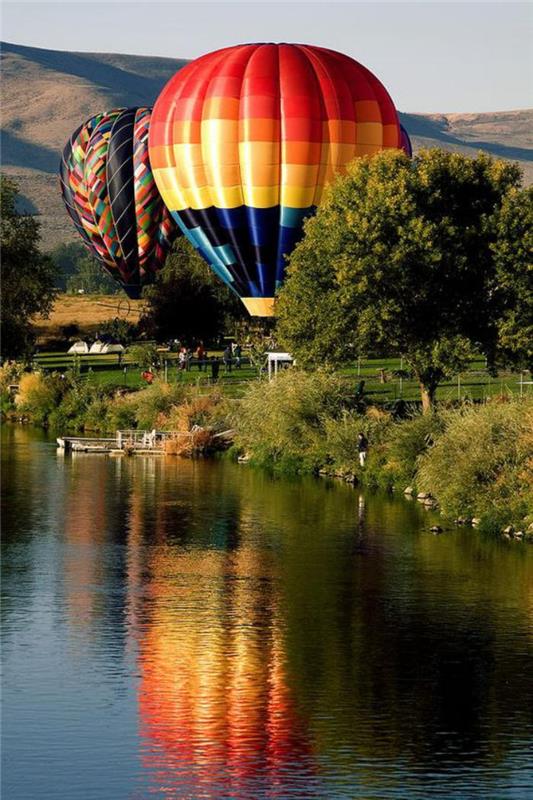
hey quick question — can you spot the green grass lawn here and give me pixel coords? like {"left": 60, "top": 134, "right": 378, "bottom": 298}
{"left": 32, "top": 350, "right": 530, "bottom": 402}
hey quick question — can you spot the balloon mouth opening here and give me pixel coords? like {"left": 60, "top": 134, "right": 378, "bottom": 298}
{"left": 241, "top": 297, "right": 275, "bottom": 317}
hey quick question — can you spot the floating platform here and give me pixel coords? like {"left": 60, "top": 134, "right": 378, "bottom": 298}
{"left": 57, "top": 430, "right": 186, "bottom": 455}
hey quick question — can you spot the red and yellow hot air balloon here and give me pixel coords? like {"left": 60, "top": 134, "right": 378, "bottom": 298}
{"left": 149, "top": 43, "right": 409, "bottom": 316}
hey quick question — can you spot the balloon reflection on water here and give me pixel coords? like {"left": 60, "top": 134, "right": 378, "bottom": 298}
{"left": 121, "top": 459, "right": 317, "bottom": 797}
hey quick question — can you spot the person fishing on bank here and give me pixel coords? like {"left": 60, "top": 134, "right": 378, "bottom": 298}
{"left": 358, "top": 432, "right": 369, "bottom": 467}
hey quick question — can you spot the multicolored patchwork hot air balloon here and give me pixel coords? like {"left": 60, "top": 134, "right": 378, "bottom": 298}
{"left": 149, "top": 43, "right": 410, "bottom": 316}
{"left": 60, "top": 107, "right": 177, "bottom": 298}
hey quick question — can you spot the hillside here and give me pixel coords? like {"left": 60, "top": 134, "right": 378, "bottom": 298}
{"left": 1, "top": 40, "right": 532, "bottom": 252}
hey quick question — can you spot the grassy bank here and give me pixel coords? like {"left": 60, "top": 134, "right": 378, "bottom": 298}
{"left": 230, "top": 371, "right": 532, "bottom": 536}
{"left": 2, "top": 364, "right": 531, "bottom": 535}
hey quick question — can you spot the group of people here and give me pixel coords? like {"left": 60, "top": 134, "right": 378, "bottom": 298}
{"left": 174, "top": 342, "right": 243, "bottom": 375}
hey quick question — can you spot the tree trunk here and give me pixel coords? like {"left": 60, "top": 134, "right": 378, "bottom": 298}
{"left": 420, "top": 382, "right": 436, "bottom": 413}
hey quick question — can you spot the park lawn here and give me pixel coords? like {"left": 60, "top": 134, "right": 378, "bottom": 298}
{"left": 31, "top": 350, "right": 529, "bottom": 403}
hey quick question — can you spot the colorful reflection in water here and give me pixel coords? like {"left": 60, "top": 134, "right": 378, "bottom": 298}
{"left": 2, "top": 426, "right": 532, "bottom": 800}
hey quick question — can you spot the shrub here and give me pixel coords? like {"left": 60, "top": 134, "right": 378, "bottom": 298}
{"left": 377, "top": 411, "right": 445, "bottom": 489}
{"left": 233, "top": 369, "right": 349, "bottom": 473}
{"left": 163, "top": 387, "right": 224, "bottom": 432}
{"left": 0, "top": 361, "right": 25, "bottom": 393}
{"left": 131, "top": 381, "right": 187, "bottom": 429}
{"left": 128, "top": 343, "right": 160, "bottom": 371}
{"left": 417, "top": 399, "right": 533, "bottom": 529}
{"left": 15, "top": 372, "right": 62, "bottom": 425}
{"left": 99, "top": 318, "right": 138, "bottom": 344}
{"left": 323, "top": 408, "right": 392, "bottom": 477}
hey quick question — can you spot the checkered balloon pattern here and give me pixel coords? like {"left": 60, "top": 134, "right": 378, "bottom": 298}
{"left": 60, "top": 107, "right": 178, "bottom": 298}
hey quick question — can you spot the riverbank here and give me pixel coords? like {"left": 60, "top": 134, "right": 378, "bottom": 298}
{"left": 2, "top": 365, "right": 532, "bottom": 537}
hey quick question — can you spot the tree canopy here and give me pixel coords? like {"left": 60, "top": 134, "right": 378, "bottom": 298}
{"left": 49, "top": 242, "right": 118, "bottom": 294}
{"left": 141, "top": 237, "right": 245, "bottom": 343}
{"left": 276, "top": 149, "right": 525, "bottom": 410}
{"left": 492, "top": 186, "right": 533, "bottom": 371}
{"left": 1, "top": 175, "right": 58, "bottom": 360}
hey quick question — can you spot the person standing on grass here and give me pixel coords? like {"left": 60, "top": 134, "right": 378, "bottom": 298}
{"left": 195, "top": 342, "right": 205, "bottom": 370}
{"left": 178, "top": 347, "right": 188, "bottom": 371}
{"left": 357, "top": 432, "right": 368, "bottom": 467}
{"left": 233, "top": 343, "right": 242, "bottom": 369}
{"left": 223, "top": 345, "right": 233, "bottom": 373}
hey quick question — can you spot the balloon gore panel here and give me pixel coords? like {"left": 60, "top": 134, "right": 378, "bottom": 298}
{"left": 59, "top": 107, "right": 177, "bottom": 297}
{"left": 149, "top": 43, "right": 406, "bottom": 314}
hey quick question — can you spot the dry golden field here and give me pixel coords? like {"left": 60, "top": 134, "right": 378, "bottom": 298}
{"left": 33, "top": 294, "right": 147, "bottom": 343}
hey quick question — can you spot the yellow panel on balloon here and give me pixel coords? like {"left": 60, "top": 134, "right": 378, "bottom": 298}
{"left": 355, "top": 143, "right": 382, "bottom": 156}
{"left": 173, "top": 143, "right": 204, "bottom": 167}
{"left": 211, "top": 184, "right": 244, "bottom": 209}
{"left": 242, "top": 184, "right": 280, "bottom": 208}
{"left": 181, "top": 185, "right": 213, "bottom": 209}
{"left": 356, "top": 122, "right": 383, "bottom": 146}
{"left": 281, "top": 184, "right": 317, "bottom": 207}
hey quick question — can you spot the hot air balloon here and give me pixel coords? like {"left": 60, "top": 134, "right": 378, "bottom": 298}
{"left": 400, "top": 124, "right": 413, "bottom": 157}
{"left": 60, "top": 107, "right": 177, "bottom": 298}
{"left": 149, "top": 43, "right": 409, "bottom": 316}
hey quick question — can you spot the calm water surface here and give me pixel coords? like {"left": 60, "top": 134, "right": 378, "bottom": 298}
{"left": 1, "top": 426, "right": 532, "bottom": 800}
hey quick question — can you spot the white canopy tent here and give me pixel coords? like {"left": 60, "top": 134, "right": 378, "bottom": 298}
{"left": 267, "top": 352, "right": 294, "bottom": 380}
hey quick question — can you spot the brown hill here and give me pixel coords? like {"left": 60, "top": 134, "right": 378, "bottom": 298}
{"left": 1, "top": 41, "right": 531, "bottom": 252}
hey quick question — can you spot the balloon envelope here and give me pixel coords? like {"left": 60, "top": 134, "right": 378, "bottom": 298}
{"left": 60, "top": 107, "right": 177, "bottom": 298}
{"left": 400, "top": 124, "right": 413, "bottom": 157}
{"left": 149, "top": 43, "right": 406, "bottom": 315}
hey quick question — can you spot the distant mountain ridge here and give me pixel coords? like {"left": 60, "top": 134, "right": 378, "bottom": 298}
{"left": 2, "top": 40, "right": 532, "bottom": 251}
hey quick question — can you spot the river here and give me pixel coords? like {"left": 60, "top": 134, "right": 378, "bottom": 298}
{"left": 1, "top": 426, "right": 532, "bottom": 799}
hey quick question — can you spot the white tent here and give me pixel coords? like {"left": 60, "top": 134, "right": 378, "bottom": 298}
{"left": 67, "top": 340, "right": 89, "bottom": 354}
{"left": 267, "top": 352, "right": 294, "bottom": 379}
{"left": 89, "top": 341, "right": 125, "bottom": 354}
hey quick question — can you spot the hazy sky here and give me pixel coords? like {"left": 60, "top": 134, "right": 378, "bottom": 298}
{"left": 2, "top": 1, "right": 532, "bottom": 113}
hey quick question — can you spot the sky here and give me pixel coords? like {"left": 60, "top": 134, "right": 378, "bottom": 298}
{"left": 1, "top": 1, "right": 532, "bottom": 113}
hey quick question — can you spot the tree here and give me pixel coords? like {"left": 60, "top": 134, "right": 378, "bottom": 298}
{"left": 141, "top": 237, "right": 245, "bottom": 343}
{"left": 276, "top": 150, "right": 523, "bottom": 411}
{"left": 1, "top": 175, "right": 58, "bottom": 360}
{"left": 66, "top": 253, "right": 119, "bottom": 295}
{"left": 492, "top": 186, "right": 533, "bottom": 372}
{"left": 48, "top": 241, "right": 117, "bottom": 294}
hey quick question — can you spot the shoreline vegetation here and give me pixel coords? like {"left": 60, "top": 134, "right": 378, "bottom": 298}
{"left": 2, "top": 365, "right": 532, "bottom": 540}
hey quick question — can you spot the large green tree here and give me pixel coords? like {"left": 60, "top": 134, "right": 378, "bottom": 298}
{"left": 492, "top": 186, "right": 533, "bottom": 371}
{"left": 1, "top": 175, "right": 57, "bottom": 359}
{"left": 276, "top": 150, "right": 523, "bottom": 411}
{"left": 141, "top": 237, "right": 245, "bottom": 343}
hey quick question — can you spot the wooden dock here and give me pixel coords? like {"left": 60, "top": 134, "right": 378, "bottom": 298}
{"left": 57, "top": 427, "right": 233, "bottom": 456}
{"left": 57, "top": 430, "right": 176, "bottom": 455}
